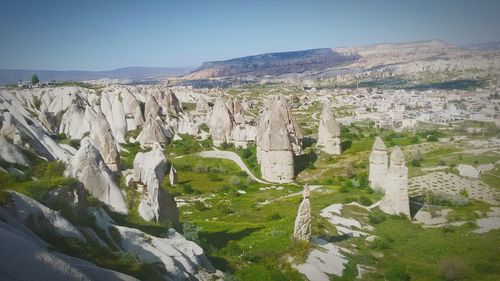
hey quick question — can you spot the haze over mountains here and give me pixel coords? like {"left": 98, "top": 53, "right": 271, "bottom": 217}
{"left": 1, "top": 39, "right": 499, "bottom": 84}
{"left": 0, "top": 66, "right": 194, "bottom": 84}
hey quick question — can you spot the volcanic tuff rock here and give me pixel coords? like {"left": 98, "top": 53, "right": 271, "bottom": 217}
{"left": 137, "top": 115, "right": 170, "bottom": 148}
{"left": 195, "top": 97, "right": 210, "bottom": 112}
{"left": 369, "top": 137, "right": 389, "bottom": 192}
{"left": 379, "top": 146, "right": 411, "bottom": 218}
{"left": 169, "top": 165, "right": 178, "bottom": 186}
{"left": 0, "top": 193, "right": 138, "bottom": 281}
{"left": 144, "top": 94, "right": 161, "bottom": 120}
{"left": 294, "top": 185, "right": 312, "bottom": 241}
{"left": 256, "top": 97, "right": 295, "bottom": 183}
{"left": 0, "top": 135, "right": 28, "bottom": 166}
{"left": 207, "top": 96, "right": 235, "bottom": 146}
{"left": 133, "top": 143, "right": 179, "bottom": 224}
{"left": 85, "top": 106, "right": 120, "bottom": 171}
{"left": 100, "top": 91, "right": 127, "bottom": 143}
{"left": 317, "top": 103, "right": 341, "bottom": 155}
{"left": 66, "top": 137, "right": 128, "bottom": 214}
{"left": 58, "top": 99, "right": 91, "bottom": 140}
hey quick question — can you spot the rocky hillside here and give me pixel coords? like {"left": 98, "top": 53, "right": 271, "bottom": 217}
{"left": 184, "top": 48, "right": 360, "bottom": 79}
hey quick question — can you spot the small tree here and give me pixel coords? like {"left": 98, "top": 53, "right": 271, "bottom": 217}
{"left": 31, "top": 74, "right": 39, "bottom": 84}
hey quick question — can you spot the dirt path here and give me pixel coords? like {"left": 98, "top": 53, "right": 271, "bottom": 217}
{"left": 257, "top": 185, "right": 322, "bottom": 205}
{"left": 197, "top": 149, "right": 270, "bottom": 184}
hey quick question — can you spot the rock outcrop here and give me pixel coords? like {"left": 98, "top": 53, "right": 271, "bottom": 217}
{"left": 457, "top": 164, "right": 480, "bottom": 178}
{"left": 169, "top": 165, "right": 178, "bottom": 186}
{"left": 133, "top": 144, "right": 179, "bottom": 224}
{"left": 317, "top": 104, "right": 341, "bottom": 155}
{"left": 258, "top": 96, "right": 303, "bottom": 155}
{"left": 294, "top": 184, "right": 312, "bottom": 241}
{"left": 195, "top": 97, "right": 210, "bottom": 113}
{"left": 144, "top": 94, "right": 161, "bottom": 120}
{"left": 85, "top": 107, "right": 121, "bottom": 171}
{"left": 379, "top": 147, "right": 411, "bottom": 218}
{"left": 256, "top": 98, "right": 295, "bottom": 183}
{"left": 207, "top": 97, "right": 235, "bottom": 146}
{"left": 136, "top": 116, "right": 170, "bottom": 148}
{"left": 0, "top": 135, "right": 28, "bottom": 166}
{"left": 58, "top": 100, "right": 91, "bottom": 139}
{"left": 369, "top": 137, "right": 388, "bottom": 192}
{"left": 120, "top": 88, "right": 144, "bottom": 130}
{"left": 66, "top": 137, "right": 128, "bottom": 214}
{"left": 0, "top": 192, "right": 138, "bottom": 281}
{"left": 100, "top": 91, "right": 127, "bottom": 143}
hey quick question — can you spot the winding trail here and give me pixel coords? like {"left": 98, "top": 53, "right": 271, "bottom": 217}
{"left": 257, "top": 185, "right": 322, "bottom": 205}
{"left": 197, "top": 149, "right": 270, "bottom": 184}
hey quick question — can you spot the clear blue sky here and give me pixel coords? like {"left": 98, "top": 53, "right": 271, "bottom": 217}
{"left": 1, "top": 0, "right": 499, "bottom": 70}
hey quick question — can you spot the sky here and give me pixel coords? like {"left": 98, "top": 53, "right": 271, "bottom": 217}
{"left": 0, "top": 0, "right": 499, "bottom": 71}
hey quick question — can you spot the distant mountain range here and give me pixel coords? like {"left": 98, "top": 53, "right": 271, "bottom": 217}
{"left": 2, "top": 40, "right": 499, "bottom": 85}
{"left": 183, "top": 48, "right": 360, "bottom": 79}
{"left": 0, "top": 66, "right": 194, "bottom": 84}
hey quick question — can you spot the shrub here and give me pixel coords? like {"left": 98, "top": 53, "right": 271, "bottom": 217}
{"left": 109, "top": 226, "right": 122, "bottom": 244}
{"left": 222, "top": 273, "right": 241, "bottom": 281}
{"left": 369, "top": 211, "right": 386, "bottom": 224}
{"left": 219, "top": 185, "right": 231, "bottom": 193}
{"left": 193, "top": 200, "right": 210, "bottom": 211}
{"left": 0, "top": 190, "right": 12, "bottom": 207}
{"left": 182, "top": 183, "right": 194, "bottom": 194}
{"left": 371, "top": 237, "right": 392, "bottom": 250}
{"left": 359, "top": 196, "right": 372, "bottom": 206}
{"left": 427, "top": 135, "right": 439, "bottom": 142}
{"left": 267, "top": 212, "right": 282, "bottom": 221}
{"left": 440, "top": 257, "right": 468, "bottom": 281}
{"left": 207, "top": 173, "right": 223, "bottom": 182}
{"left": 199, "top": 123, "right": 209, "bottom": 132}
{"left": 182, "top": 222, "right": 201, "bottom": 243}
{"left": 386, "top": 261, "right": 411, "bottom": 281}
{"left": 34, "top": 161, "right": 66, "bottom": 178}
{"left": 411, "top": 159, "right": 421, "bottom": 167}
{"left": 215, "top": 200, "right": 234, "bottom": 214}
{"left": 229, "top": 176, "right": 240, "bottom": 186}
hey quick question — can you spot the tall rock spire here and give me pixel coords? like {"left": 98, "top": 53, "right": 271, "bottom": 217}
{"left": 369, "top": 136, "right": 388, "bottom": 192}
{"left": 294, "top": 184, "right": 312, "bottom": 241}
{"left": 379, "top": 146, "right": 411, "bottom": 218}
{"left": 317, "top": 103, "right": 341, "bottom": 155}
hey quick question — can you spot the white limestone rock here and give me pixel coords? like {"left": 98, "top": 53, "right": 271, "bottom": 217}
{"left": 169, "top": 165, "right": 178, "bottom": 186}
{"left": 0, "top": 135, "right": 29, "bottom": 166}
{"left": 58, "top": 100, "right": 91, "bottom": 140}
{"left": 116, "top": 226, "right": 216, "bottom": 281}
{"left": 85, "top": 106, "right": 120, "bottom": 171}
{"left": 5, "top": 190, "right": 86, "bottom": 241}
{"left": 379, "top": 147, "right": 411, "bottom": 218}
{"left": 195, "top": 97, "right": 210, "bottom": 113}
{"left": 369, "top": 137, "right": 389, "bottom": 192}
{"left": 294, "top": 185, "right": 312, "bottom": 241}
{"left": 144, "top": 94, "right": 161, "bottom": 120}
{"left": 207, "top": 97, "right": 235, "bottom": 146}
{"left": 137, "top": 116, "right": 170, "bottom": 148}
{"left": 232, "top": 124, "right": 257, "bottom": 148}
{"left": 133, "top": 144, "right": 179, "bottom": 224}
{"left": 317, "top": 104, "right": 341, "bottom": 155}
{"left": 256, "top": 98, "right": 294, "bottom": 183}
{"left": 100, "top": 91, "right": 127, "bottom": 143}
{"left": 1, "top": 96, "right": 70, "bottom": 161}
{"left": 66, "top": 137, "right": 128, "bottom": 214}
{"left": 457, "top": 164, "right": 480, "bottom": 178}
{"left": 39, "top": 110, "right": 61, "bottom": 135}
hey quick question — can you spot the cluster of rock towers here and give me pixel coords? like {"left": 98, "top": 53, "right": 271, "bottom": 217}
{"left": 256, "top": 96, "right": 303, "bottom": 183}
{"left": 369, "top": 137, "right": 411, "bottom": 217}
